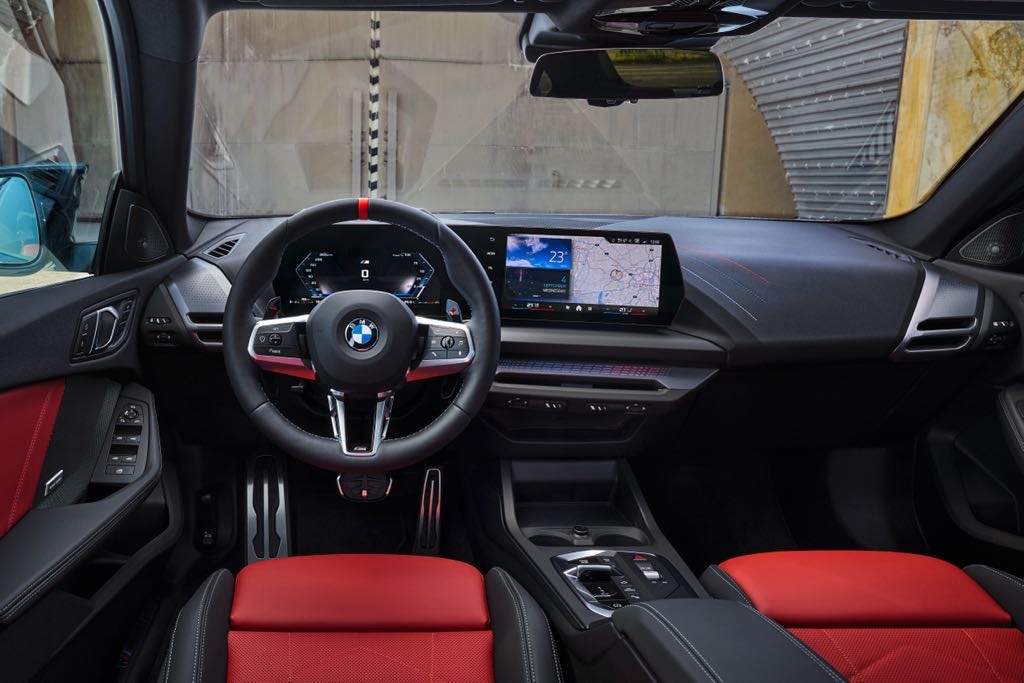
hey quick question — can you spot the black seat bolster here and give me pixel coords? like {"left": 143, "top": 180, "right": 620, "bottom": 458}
{"left": 486, "top": 567, "right": 564, "bottom": 683}
{"left": 611, "top": 599, "right": 846, "bottom": 683}
{"left": 160, "top": 569, "right": 234, "bottom": 683}
{"left": 964, "top": 565, "right": 1024, "bottom": 627}
{"left": 699, "top": 564, "right": 755, "bottom": 607}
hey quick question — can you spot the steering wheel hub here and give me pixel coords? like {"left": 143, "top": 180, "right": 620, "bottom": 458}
{"left": 306, "top": 289, "right": 418, "bottom": 396}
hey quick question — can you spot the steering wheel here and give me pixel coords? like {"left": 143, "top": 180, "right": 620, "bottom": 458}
{"left": 223, "top": 198, "right": 500, "bottom": 473}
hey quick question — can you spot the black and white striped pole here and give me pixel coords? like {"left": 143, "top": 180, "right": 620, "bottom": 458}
{"left": 368, "top": 11, "right": 382, "bottom": 199}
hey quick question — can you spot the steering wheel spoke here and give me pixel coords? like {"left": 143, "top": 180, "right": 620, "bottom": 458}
{"left": 248, "top": 314, "right": 315, "bottom": 380}
{"left": 328, "top": 391, "right": 394, "bottom": 457}
{"left": 407, "top": 316, "right": 476, "bottom": 382}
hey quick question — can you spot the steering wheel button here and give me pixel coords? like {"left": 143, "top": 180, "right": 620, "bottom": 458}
{"left": 269, "top": 333, "right": 283, "bottom": 346}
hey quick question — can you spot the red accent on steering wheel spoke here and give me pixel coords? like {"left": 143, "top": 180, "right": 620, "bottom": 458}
{"left": 358, "top": 197, "right": 369, "bottom": 220}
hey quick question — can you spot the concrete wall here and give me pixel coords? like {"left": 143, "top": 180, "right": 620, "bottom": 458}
{"left": 190, "top": 11, "right": 724, "bottom": 216}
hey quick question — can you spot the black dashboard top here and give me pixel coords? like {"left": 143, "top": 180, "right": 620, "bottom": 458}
{"left": 187, "top": 212, "right": 939, "bottom": 366}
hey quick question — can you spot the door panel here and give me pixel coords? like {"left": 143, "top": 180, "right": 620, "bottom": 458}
{"left": 0, "top": 379, "right": 64, "bottom": 538}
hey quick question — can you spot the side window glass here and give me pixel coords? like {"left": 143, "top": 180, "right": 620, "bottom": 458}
{"left": 0, "top": 1, "right": 121, "bottom": 297}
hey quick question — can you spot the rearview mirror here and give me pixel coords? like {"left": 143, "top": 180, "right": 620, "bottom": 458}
{"left": 0, "top": 174, "right": 43, "bottom": 266}
{"left": 530, "top": 48, "right": 724, "bottom": 104}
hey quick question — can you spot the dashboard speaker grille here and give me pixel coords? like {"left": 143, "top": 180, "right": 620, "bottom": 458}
{"left": 959, "top": 212, "right": 1024, "bottom": 266}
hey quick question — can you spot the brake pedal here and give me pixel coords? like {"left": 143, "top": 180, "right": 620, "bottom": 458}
{"left": 245, "top": 454, "right": 290, "bottom": 564}
{"left": 413, "top": 467, "right": 442, "bottom": 555}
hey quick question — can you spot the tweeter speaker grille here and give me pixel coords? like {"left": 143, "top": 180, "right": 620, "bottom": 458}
{"left": 959, "top": 212, "right": 1024, "bottom": 266}
{"left": 124, "top": 204, "right": 171, "bottom": 263}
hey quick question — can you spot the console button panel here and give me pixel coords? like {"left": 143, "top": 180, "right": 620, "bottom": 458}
{"left": 553, "top": 549, "right": 683, "bottom": 616}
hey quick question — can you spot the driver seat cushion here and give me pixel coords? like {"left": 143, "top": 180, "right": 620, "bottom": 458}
{"left": 160, "top": 554, "right": 563, "bottom": 683}
{"left": 702, "top": 551, "right": 1024, "bottom": 683}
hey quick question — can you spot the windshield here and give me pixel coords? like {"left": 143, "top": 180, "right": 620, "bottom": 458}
{"left": 189, "top": 12, "right": 1024, "bottom": 221}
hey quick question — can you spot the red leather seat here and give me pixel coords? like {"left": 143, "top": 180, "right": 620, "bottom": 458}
{"left": 702, "top": 550, "right": 1024, "bottom": 682}
{"left": 161, "top": 554, "right": 562, "bottom": 683}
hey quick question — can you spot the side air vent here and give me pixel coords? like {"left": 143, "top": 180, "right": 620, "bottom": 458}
{"left": 917, "top": 317, "right": 976, "bottom": 332}
{"left": 891, "top": 265, "right": 981, "bottom": 361}
{"left": 204, "top": 235, "right": 242, "bottom": 259}
{"left": 851, "top": 237, "right": 916, "bottom": 263}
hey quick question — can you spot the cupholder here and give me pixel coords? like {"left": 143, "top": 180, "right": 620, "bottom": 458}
{"left": 528, "top": 533, "right": 572, "bottom": 547}
{"left": 524, "top": 526, "right": 649, "bottom": 547}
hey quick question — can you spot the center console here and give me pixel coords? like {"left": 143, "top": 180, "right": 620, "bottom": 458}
{"left": 495, "top": 459, "right": 842, "bottom": 682}
{"left": 499, "top": 459, "right": 705, "bottom": 629}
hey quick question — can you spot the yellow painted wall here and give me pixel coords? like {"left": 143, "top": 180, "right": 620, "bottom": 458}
{"left": 887, "top": 21, "right": 1024, "bottom": 216}
{"left": 717, "top": 57, "right": 796, "bottom": 219}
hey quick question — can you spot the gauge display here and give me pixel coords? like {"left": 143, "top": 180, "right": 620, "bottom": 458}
{"left": 292, "top": 249, "right": 437, "bottom": 305}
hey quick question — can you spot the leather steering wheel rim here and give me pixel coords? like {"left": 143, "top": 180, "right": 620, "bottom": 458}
{"left": 222, "top": 198, "right": 501, "bottom": 473}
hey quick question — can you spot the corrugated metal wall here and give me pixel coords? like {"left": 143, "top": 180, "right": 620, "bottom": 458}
{"left": 718, "top": 18, "right": 908, "bottom": 220}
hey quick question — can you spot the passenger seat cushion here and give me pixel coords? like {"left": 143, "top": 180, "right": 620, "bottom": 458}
{"left": 230, "top": 554, "right": 490, "bottom": 632}
{"left": 710, "top": 550, "right": 1011, "bottom": 627}
{"left": 791, "top": 628, "right": 1024, "bottom": 683}
{"left": 702, "top": 552, "right": 1024, "bottom": 683}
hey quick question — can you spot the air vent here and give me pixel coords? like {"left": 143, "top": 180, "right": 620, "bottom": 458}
{"left": 204, "top": 235, "right": 242, "bottom": 259}
{"left": 891, "top": 266, "right": 981, "bottom": 361}
{"left": 906, "top": 334, "right": 972, "bottom": 351}
{"left": 188, "top": 312, "right": 224, "bottom": 325}
{"left": 917, "top": 317, "right": 976, "bottom": 332}
{"left": 852, "top": 238, "right": 915, "bottom": 263}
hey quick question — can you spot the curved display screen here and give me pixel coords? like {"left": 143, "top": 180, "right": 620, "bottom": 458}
{"left": 503, "top": 233, "right": 664, "bottom": 318}
{"left": 273, "top": 224, "right": 682, "bottom": 325}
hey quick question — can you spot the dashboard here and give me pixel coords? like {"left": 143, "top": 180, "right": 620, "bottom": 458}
{"left": 142, "top": 212, "right": 1021, "bottom": 458}
{"left": 273, "top": 225, "right": 684, "bottom": 326}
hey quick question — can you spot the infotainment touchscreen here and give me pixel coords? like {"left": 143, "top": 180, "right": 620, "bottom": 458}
{"left": 502, "top": 233, "right": 665, "bottom": 320}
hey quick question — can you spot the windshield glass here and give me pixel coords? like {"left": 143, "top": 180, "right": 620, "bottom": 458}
{"left": 189, "top": 12, "right": 1024, "bottom": 221}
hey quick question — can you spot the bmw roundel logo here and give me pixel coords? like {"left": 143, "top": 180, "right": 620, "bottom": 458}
{"left": 344, "top": 318, "right": 379, "bottom": 352}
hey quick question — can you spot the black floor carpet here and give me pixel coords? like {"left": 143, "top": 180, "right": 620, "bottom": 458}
{"left": 287, "top": 457, "right": 477, "bottom": 565}
{"left": 632, "top": 451, "right": 800, "bottom": 573}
